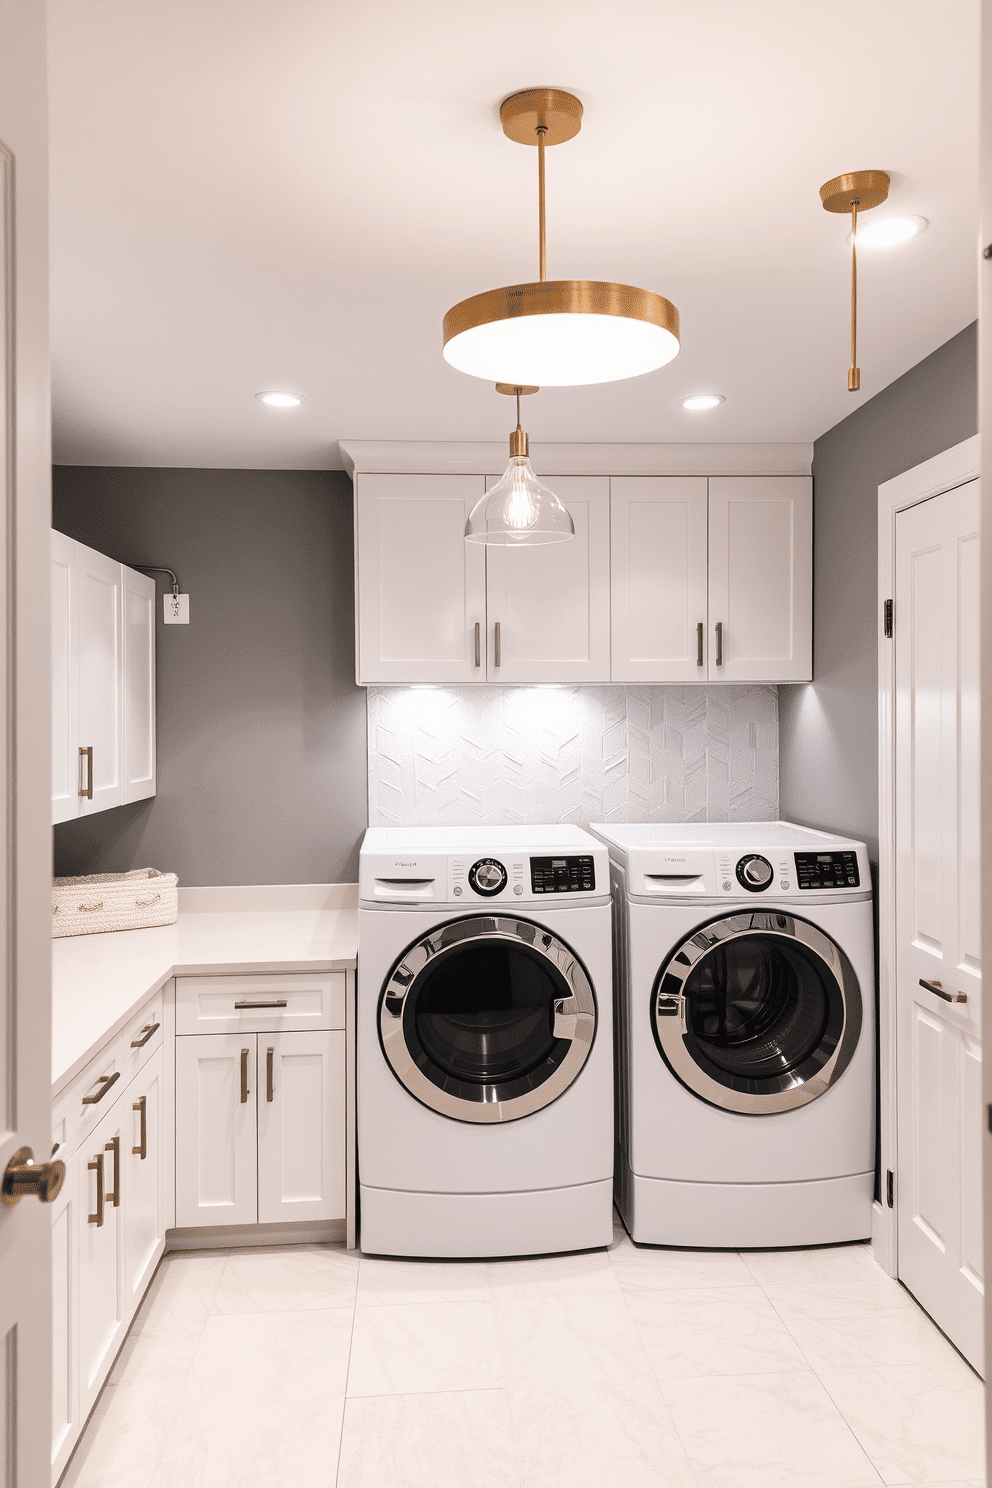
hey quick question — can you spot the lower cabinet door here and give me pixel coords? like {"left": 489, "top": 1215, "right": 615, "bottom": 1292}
{"left": 257, "top": 1031, "right": 345, "bottom": 1224}
{"left": 124, "top": 1046, "right": 166, "bottom": 1314}
{"left": 176, "top": 1033, "right": 258, "bottom": 1227}
{"left": 51, "top": 1148, "right": 79, "bottom": 1486}
{"left": 77, "top": 1100, "right": 126, "bottom": 1417}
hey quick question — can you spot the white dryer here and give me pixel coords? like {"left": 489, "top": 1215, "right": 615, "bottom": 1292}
{"left": 589, "top": 822, "right": 875, "bottom": 1249}
{"left": 358, "top": 826, "right": 614, "bottom": 1258}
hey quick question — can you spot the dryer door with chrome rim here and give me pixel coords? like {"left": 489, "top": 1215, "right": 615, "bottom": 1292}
{"left": 379, "top": 915, "right": 597, "bottom": 1123}
{"left": 653, "top": 911, "right": 862, "bottom": 1115}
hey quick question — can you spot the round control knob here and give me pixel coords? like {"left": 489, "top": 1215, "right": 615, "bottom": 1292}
{"left": 736, "top": 854, "right": 773, "bottom": 891}
{"left": 468, "top": 858, "right": 508, "bottom": 897}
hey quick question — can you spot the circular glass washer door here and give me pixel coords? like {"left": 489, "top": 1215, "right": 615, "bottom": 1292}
{"left": 379, "top": 915, "right": 597, "bottom": 1124}
{"left": 652, "top": 911, "right": 862, "bottom": 1115}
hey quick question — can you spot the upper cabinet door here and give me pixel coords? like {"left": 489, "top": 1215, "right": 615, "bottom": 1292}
{"left": 122, "top": 565, "right": 156, "bottom": 803}
{"left": 356, "top": 474, "right": 487, "bottom": 684}
{"left": 485, "top": 475, "right": 611, "bottom": 683}
{"left": 610, "top": 477, "right": 709, "bottom": 683}
{"left": 51, "top": 531, "right": 79, "bottom": 823}
{"left": 76, "top": 542, "right": 124, "bottom": 812}
{"left": 707, "top": 476, "right": 812, "bottom": 683}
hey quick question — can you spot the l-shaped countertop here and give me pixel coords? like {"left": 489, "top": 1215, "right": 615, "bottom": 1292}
{"left": 52, "top": 884, "right": 359, "bottom": 1095}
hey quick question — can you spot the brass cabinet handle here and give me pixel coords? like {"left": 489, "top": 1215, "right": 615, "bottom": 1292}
{"left": 919, "top": 977, "right": 968, "bottom": 1004}
{"left": 82, "top": 1071, "right": 120, "bottom": 1106}
{"left": 132, "top": 1096, "right": 147, "bottom": 1159}
{"left": 87, "top": 1151, "right": 104, "bottom": 1226}
{"left": 1, "top": 1146, "right": 66, "bottom": 1206}
{"left": 78, "top": 745, "right": 93, "bottom": 799}
{"left": 266, "top": 1047, "right": 274, "bottom": 1103}
{"left": 494, "top": 621, "right": 501, "bottom": 668}
{"left": 715, "top": 621, "right": 724, "bottom": 667}
{"left": 130, "top": 1022, "right": 160, "bottom": 1048}
{"left": 696, "top": 621, "right": 704, "bottom": 667}
{"left": 240, "top": 1047, "right": 250, "bottom": 1104}
{"left": 105, "top": 1135, "right": 120, "bottom": 1207}
{"left": 474, "top": 621, "right": 481, "bottom": 668}
{"left": 233, "top": 1000, "right": 288, "bottom": 1010}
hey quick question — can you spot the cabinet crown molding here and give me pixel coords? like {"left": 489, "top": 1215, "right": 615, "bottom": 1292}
{"left": 338, "top": 441, "right": 814, "bottom": 479}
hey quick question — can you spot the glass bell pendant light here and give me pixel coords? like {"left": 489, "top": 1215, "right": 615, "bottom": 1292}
{"left": 465, "top": 385, "right": 574, "bottom": 545}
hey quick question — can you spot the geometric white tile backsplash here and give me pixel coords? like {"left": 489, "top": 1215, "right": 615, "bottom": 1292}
{"left": 367, "top": 685, "right": 778, "bottom": 828}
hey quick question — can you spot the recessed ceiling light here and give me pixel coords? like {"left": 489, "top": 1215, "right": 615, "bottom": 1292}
{"left": 851, "top": 215, "right": 928, "bottom": 249}
{"left": 255, "top": 391, "right": 304, "bottom": 408}
{"left": 681, "top": 394, "right": 724, "bottom": 412}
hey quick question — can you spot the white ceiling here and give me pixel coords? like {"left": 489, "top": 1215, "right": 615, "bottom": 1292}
{"left": 47, "top": 0, "right": 980, "bottom": 470}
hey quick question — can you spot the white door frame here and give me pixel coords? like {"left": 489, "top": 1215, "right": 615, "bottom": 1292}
{"left": 875, "top": 432, "right": 980, "bottom": 1274}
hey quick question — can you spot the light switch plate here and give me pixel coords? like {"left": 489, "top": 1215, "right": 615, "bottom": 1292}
{"left": 164, "top": 593, "right": 190, "bottom": 624}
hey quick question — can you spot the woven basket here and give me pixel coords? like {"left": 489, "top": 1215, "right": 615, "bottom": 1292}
{"left": 52, "top": 868, "right": 179, "bottom": 939}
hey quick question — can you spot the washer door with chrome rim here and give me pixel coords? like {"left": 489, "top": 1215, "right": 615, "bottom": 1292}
{"left": 653, "top": 911, "right": 862, "bottom": 1115}
{"left": 379, "top": 915, "right": 597, "bottom": 1123}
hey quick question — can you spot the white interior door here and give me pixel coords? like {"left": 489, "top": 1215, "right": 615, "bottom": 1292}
{"left": 76, "top": 543, "right": 123, "bottom": 813}
{"left": 485, "top": 475, "right": 611, "bottom": 682}
{"left": 51, "top": 530, "right": 78, "bottom": 823}
{"left": 895, "top": 478, "right": 983, "bottom": 1371}
{"left": 356, "top": 473, "right": 487, "bottom": 683}
{"left": 257, "top": 1031, "right": 345, "bottom": 1223}
{"left": 175, "top": 1035, "right": 258, "bottom": 1227}
{"left": 0, "top": 7, "right": 57, "bottom": 1485}
{"left": 610, "top": 476, "right": 708, "bottom": 682}
{"left": 122, "top": 564, "right": 156, "bottom": 803}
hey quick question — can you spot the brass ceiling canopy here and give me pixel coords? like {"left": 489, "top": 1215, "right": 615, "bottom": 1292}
{"left": 443, "top": 88, "right": 681, "bottom": 388}
{"left": 820, "top": 170, "right": 890, "bottom": 392}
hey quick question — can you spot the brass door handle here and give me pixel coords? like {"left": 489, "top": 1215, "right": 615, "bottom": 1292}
{"left": 87, "top": 1151, "right": 105, "bottom": 1226}
{"left": 266, "top": 1047, "right": 274, "bottom": 1103}
{"left": 1, "top": 1146, "right": 66, "bottom": 1206}
{"left": 78, "top": 745, "right": 93, "bottom": 799}
{"left": 233, "top": 1000, "right": 288, "bottom": 1010}
{"left": 81, "top": 1071, "right": 120, "bottom": 1106}
{"left": 132, "top": 1096, "right": 147, "bottom": 1159}
{"left": 919, "top": 977, "right": 968, "bottom": 1004}
{"left": 715, "top": 622, "right": 723, "bottom": 667}
{"left": 474, "top": 621, "right": 481, "bottom": 668}
{"left": 240, "top": 1047, "right": 250, "bottom": 1104}
{"left": 696, "top": 621, "right": 704, "bottom": 667}
{"left": 105, "top": 1135, "right": 120, "bottom": 1207}
{"left": 494, "top": 620, "right": 501, "bottom": 668}
{"left": 130, "top": 1022, "right": 160, "bottom": 1048}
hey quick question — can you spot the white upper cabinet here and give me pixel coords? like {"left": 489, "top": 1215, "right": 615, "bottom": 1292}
{"left": 611, "top": 477, "right": 709, "bottom": 682}
{"left": 50, "top": 533, "right": 157, "bottom": 824}
{"left": 485, "top": 475, "right": 611, "bottom": 683}
{"left": 708, "top": 476, "right": 812, "bottom": 682}
{"left": 356, "top": 474, "right": 486, "bottom": 684}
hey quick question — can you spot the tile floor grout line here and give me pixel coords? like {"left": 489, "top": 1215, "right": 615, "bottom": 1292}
{"left": 333, "top": 1252, "right": 363, "bottom": 1486}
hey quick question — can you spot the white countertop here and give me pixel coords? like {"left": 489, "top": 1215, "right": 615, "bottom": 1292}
{"left": 52, "top": 884, "right": 358, "bottom": 1095}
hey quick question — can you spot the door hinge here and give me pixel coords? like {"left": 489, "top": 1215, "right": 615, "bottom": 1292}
{"left": 883, "top": 599, "right": 894, "bottom": 638}
{"left": 886, "top": 1169, "right": 894, "bottom": 1208}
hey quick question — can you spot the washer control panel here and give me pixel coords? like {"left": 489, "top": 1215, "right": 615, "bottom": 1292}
{"left": 531, "top": 855, "right": 596, "bottom": 895}
{"left": 467, "top": 858, "right": 508, "bottom": 897}
{"left": 794, "top": 851, "right": 860, "bottom": 890}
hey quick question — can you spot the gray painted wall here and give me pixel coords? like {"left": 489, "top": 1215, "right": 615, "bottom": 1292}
{"left": 779, "top": 323, "right": 977, "bottom": 863}
{"left": 52, "top": 467, "right": 366, "bottom": 885}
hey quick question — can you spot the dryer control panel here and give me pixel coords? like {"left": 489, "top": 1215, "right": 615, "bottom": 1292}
{"left": 530, "top": 855, "right": 596, "bottom": 895}
{"left": 794, "top": 851, "right": 860, "bottom": 890}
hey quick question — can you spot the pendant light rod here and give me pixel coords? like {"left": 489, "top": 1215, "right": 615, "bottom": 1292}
{"left": 537, "top": 125, "right": 547, "bottom": 282}
{"left": 820, "top": 170, "right": 889, "bottom": 394}
{"left": 850, "top": 201, "right": 859, "bottom": 392}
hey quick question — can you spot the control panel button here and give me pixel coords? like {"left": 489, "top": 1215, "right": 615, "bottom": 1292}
{"left": 468, "top": 858, "right": 508, "bottom": 897}
{"left": 736, "top": 854, "right": 773, "bottom": 892}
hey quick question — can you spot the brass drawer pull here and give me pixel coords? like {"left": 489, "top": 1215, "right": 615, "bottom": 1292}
{"left": 494, "top": 620, "right": 501, "bottom": 668}
{"left": 234, "top": 1000, "right": 288, "bottom": 1010}
{"left": 130, "top": 1022, "right": 160, "bottom": 1048}
{"left": 78, "top": 745, "right": 93, "bottom": 800}
{"left": 105, "top": 1135, "right": 120, "bottom": 1207}
{"left": 715, "top": 621, "right": 724, "bottom": 667}
{"left": 133, "top": 1096, "right": 147, "bottom": 1159}
{"left": 919, "top": 977, "right": 968, "bottom": 1004}
{"left": 87, "top": 1151, "right": 104, "bottom": 1226}
{"left": 82, "top": 1071, "right": 120, "bottom": 1106}
{"left": 240, "top": 1047, "right": 250, "bottom": 1104}
{"left": 474, "top": 621, "right": 481, "bottom": 668}
{"left": 266, "top": 1047, "right": 274, "bottom": 1103}
{"left": 696, "top": 621, "right": 704, "bottom": 667}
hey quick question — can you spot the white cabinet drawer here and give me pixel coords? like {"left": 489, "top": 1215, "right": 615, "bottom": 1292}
{"left": 121, "top": 987, "right": 164, "bottom": 1080}
{"left": 57, "top": 1035, "right": 126, "bottom": 1157}
{"left": 175, "top": 972, "right": 345, "bottom": 1034}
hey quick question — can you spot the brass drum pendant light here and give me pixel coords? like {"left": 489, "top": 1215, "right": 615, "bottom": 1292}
{"left": 444, "top": 89, "right": 680, "bottom": 387}
{"left": 465, "top": 384, "right": 575, "bottom": 545}
{"left": 820, "top": 170, "right": 890, "bottom": 391}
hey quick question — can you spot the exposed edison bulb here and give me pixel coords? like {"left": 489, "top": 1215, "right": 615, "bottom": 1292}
{"left": 465, "top": 456, "right": 573, "bottom": 545}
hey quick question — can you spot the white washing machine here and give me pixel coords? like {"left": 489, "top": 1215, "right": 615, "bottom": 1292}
{"left": 358, "top": 826, "right": 614, "bottom": 1258}
{"left": 589, "top": 822, "right": 875, "bottom": 1249}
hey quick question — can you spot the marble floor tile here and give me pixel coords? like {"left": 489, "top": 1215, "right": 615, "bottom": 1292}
{"left": 661, "top": 1370, "right": 883, "bottom": 1488}
{"left": 356, "top": 1255, "right": 491, "bottom": 1305}
{"left": 347, "top": 1300, "right": 503, "bottom": 1396}
{"left": 740, "top": 1242, "right": 879, "bottom": 1288}
{"left": 184, "top": 1306, "right": 354, "bottom": 1407}
{"left": 60, "top": 1382, "right": 124, "bottom": 1488}
{"left": 133, "top": 1252, "right": 228, "bottom": 1341}
{"left": 627, "top": 1285, "right": 810, "bottom": 1380}
{"left": 781, "top": 1300, "right": 966, "bottom": 1373}
{"left": 508, "top": 1378, "right": 696, "bottom": 1488}
{"left": 488, "top": 1247, "right": 619, "bottom": 1299}
{"left": 337, "top": 1389, "right": 520, "bottom": 1488}
{"left": 109, "top": 1325, "right": 201, "bottom": 1386}
{"left": 762, "top": 1274, "right": 918, "bottom": 1321}
{"left": 495, "top": 1292, "right": 653, "bottom": 1388}
{"left": 609, "top": 1238, "right": 755, "bottom": 1292}
{"left": 62, "top": 1372, "right": 187, "bottom": 1488}
{"left": 212, "top": 1244, "right": 359, "bottom": 1314}
{"left": 815, "top": 1361, "right": 986, "bottom": 1484}
{"left": 148, "top": 1396, "right": 345, "bottom": 1488}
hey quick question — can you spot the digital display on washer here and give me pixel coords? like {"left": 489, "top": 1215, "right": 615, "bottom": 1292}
{"left": 794, "top": 851, "right": 860, "bottom": 890}
{"left": 530, "top": 855, "right": 595, "bottom": 894}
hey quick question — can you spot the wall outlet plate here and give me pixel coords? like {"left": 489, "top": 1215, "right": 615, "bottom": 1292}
{"left": 164, "top": 593, "right": 190, "bottom": 624}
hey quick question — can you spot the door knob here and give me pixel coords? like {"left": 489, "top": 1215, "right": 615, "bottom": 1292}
{"left": 1, "top": 1146, "right": 66, "bottom": 1206}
